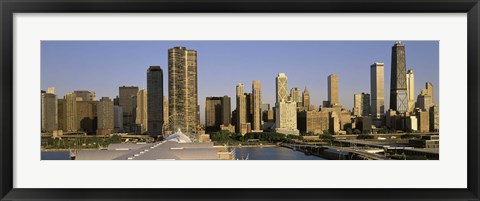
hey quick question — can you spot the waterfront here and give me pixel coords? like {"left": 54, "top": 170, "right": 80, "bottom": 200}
{"left": 41, "top": 147, "right": 327, "bottom": 160}
{"left": 41, "top": 151, "right": 70, "bottom": 160}
{"left": 234, "top": 147, "right": 327, "bottom": 160}
{"left": 41, "top": 41, "right": 439, "bottom": 161}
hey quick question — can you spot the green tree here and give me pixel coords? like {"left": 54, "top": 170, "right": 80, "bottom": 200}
{"left": 357, "top": 134, "right": 374, "bottom": 139}
{"left": 319, "top": 134, "right": 335, "bottom": 140}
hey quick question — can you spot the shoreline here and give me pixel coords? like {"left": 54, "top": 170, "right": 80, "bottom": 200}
{"left": 214, "top": 144, "right": 278, "bottom": 148}
{"left": 42, "top": 144, "right": 279, "bottom": 152}
{"left": 41, "top": 148, "right": 100, "bottom": 152}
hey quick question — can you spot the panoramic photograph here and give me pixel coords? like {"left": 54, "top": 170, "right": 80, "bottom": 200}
{"left": 40, "top": 41, "right": 439, "bottom": 160}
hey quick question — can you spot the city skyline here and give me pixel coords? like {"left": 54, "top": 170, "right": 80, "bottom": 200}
{"left": 41, "top": 41, "right": 439, "bottom": 124}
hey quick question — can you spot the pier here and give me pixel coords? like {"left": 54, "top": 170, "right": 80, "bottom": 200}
{"left": 280, "top": 143, "right": 388, "bottom": 160}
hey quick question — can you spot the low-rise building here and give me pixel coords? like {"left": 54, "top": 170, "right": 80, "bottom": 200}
{"left": 416, "top": 109, "right": 430, "bottom": 133}
{"left": 406, "top": 116, "right": 418, "bottom": 131}
{"left": 409, "top": 135, "right": 439, "bottom": 148}
{"left": 355, "top": 116, "right": 372, "bottom": 133}
{"left": 297, "top": 110, "right": 329, "bottom": 135}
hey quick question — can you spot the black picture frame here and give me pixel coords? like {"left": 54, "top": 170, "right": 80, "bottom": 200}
{"left": 1, "top": 0, "right": 479, "bottom": 200}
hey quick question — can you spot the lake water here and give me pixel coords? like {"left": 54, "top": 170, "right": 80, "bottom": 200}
{"left": 41, "top": 147, "right": 327, "bottom": 160}
{"left": 41, "top": 151, "right": 71, "bottom": 160}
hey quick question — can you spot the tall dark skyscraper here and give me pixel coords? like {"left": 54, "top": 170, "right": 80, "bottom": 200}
{"left": 205, "top": 96, "right": 231, "bottom": 132}
{"left": 205, "top": 97, "right": 222, "bottom": 132}
{"left": 221, "top": 95, "right": 231, "bottom": 126}
{"left": 119, "top": 86, "right": 138, "bottom": 132}
{"left": 168, "top": 46, "right": 198, "bottom": 133}
{"left": 390, "top": 41, "right": 408, "bottom": 113}
{"left": 147, "top": 66, "right": 164, "bottom": 137}
{"left": 245, "top": 92, "right": 253, "bottom": 123}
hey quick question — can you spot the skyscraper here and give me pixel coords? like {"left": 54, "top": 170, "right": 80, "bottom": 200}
{"left": 130, "top": 96, "right": 137, "bottom": 132}
{"left": 275, "top": 100, "right": 299, "bottom": 135}
{"left": 113, "top": 96, "right": 119, "bottom": 106}
{"left": 114, "top": 105, "right": 123, "bottom": 132}
{"left": 353, "top": 94, "right": 361, "bottom": 117}
{"left": 57, "top": 99, "right": 65, "bottom": 132}
{"left": 362, "top": 93, "right": 371, "bottom": 116}
{"left": 353, "top": 93, "right": 371, "bottom": 117}
{"left": 370, "top": 62, "right": 385, "bottom": 117}
{"left": 426, "top": 82, "right": 434, "bottom": 103}
{"left": 205, "top": 96, "right": 231, "bottom": 132}
{"left": 41, "top": 91, "right": 57, "bottom": 132}
{"left": 328, "top": 74, "right": 339, "bottom": 107}
{"left": 97, "top": 97, "right": 114, "bottom": 131}
{"left": 147, "top": 66, "right": 163, "bottom": 136}
{"left": 261, "top": 103, "right": 270, "bottom": 114}
{"left": 136, "top": 89, "right": 148, "bottom": 134}
{"left": 302, "top": 87, "right": 310, "bottom": 111}
{"left": 73, "top": 90, "right": 96, "bottom": 101}
{"left": 221, "top": 95, "right": 231, "bottom": 126}
{"left": 245, "top": 93, "right": 253, "bottom": 123}
{"left": 76, "top": 100, "right": 97, "bottom": 134}
{"left": 406, "top": 69, "right": 415, "bottom": 113}
{"left": 390, "top": 41, "right": 408, "bottom": 113}
{"left": 235, "top": 83, "right": 246, "bottom": 133}
{"left": 119, "top": 86, "right": 139, "bottom": 132}
{"left": 290, "top": 87, "right": 302, "bottom": 107}
{"left": 416, "top": 110, "right": 430, "bottom": 133}
{"left": 276, "top": 73, "right": 289, "bottom": 104}
{"left": 64, "top": 93, "right": 77, "bottom": 132}
{"left": 417, "top": 82, "right": 435, "bottom": 110}
{"left": 163, "top": 96, "right": 169, "bottom": 125}
{"left": 429, "top": 105, "right": 439, "bottom": 132}
{"left": 252, "top": 80, "right": 262, "bottom": 131}
{"left": 168, "top": 46, "right": 198, "bottom": 133}
{"left": 205, "top": 97, "right": 223, "bottom": 132}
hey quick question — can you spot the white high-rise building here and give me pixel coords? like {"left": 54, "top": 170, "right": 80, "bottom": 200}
{"left": 406, "top": 69, "right": 415, "bottom": 113}
{"left": 406, "top": 116, "right": 418, "bottom": 131}
{"left": 276, "top": 73, "right": 289, "bottom": 104}
{"left": 275, "top": 100, "right": 299, "bottom": 135}
{"left": 370, "top": 62, "right": 385, "bottom": 118}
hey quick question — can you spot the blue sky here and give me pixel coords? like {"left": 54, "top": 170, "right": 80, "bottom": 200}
{"left": 41, "top": 41, "right": 439, "bottom": 124}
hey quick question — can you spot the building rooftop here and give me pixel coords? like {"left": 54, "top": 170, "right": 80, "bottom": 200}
{"left": 76, "top": 130, "right": 218, "bottom": 160}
